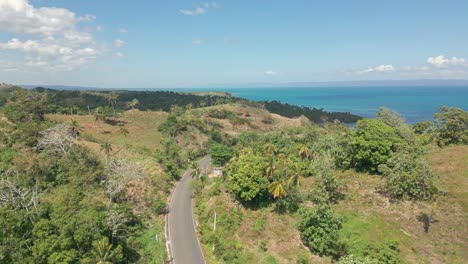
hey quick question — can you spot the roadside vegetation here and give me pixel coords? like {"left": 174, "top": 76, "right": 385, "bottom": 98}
{"left": 193, "top": 106, "right": 467, "bottom": 263}
{"left": 0, "top": 84, "right": 466, "bottom": 263}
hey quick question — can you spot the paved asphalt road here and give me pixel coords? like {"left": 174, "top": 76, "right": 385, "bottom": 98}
{"left": 167, "top": 156, "right": 211, "bottom": 264}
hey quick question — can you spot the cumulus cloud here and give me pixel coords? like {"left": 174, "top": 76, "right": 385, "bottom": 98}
{"left": 114, "top": 52, "right": 123, "bottom": 58}
{"left": 119, "top": 28, "right": 128, "bottom": 33}
{"left": 265, "top": 70, "right": 277, "bottom": 75}
{"left": 427, "top": 55, "right": 466, "bottom": 68}
{"left": 0, "top": 0, "right": 101, "bottom": 71}
{"left": 114, "top": 39, "right": 125, "bottom": 48}
{"left": 192, "top": 39, "right": 203, "bottom": 45}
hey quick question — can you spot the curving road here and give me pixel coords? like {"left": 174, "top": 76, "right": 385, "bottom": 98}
{"left": 166, "top": 156, "right": 210, "bottom": 264}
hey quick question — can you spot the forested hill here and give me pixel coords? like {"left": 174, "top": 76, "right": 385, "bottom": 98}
{"left": 4, "top": 86, "right": 361, "bottom": 124}
{"left": 263, "top": 100, "right": 362, "bottom": 124}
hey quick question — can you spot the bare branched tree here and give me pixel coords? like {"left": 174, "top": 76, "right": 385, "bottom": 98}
{"left": 36, "top": 124, "right": 75, "bottom": 155}
{"left": 0, "top": 168, "right": 39, "bottom": 224}
{"left": 106, "top": 209, "right": 129, "bottom": 243}
{"left": 104, "top": 159, "right": 145, "bottom": 204}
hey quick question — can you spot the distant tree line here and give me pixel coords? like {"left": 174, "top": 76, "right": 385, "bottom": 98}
{"left": 1, "top": 86, "right": 364, "bottom": 124}
{"left": 263, "top": 100, "right": 362, "bottom": 124}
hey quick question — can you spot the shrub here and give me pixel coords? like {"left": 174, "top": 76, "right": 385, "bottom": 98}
{"left": 226, "top": 149, "right": 269, "bottom": 203}
{"left": 379, "top": 151, "right": 437, "bottom": 200}
{"left": 351, "top": 119, "right": 402, "bottom": 172}
{"left": 297, "top": 205, "right": 342, "bottom": 257}
{"left": 208, "top": 142, "right": 234, "bottom": 166}
{"left": 434, "top": 106, "right": 468, "bottom": 146}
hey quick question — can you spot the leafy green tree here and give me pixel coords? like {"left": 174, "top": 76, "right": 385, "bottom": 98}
{"left": 434, "top": 106, "right": 468, "bottom": 146}
{"left": 379, "top": 151, "right": 437, "bottom": 200}
{"left": 351, "top": 119, "right": 401, "bottom": 172}
{"left": 297, "top": 205, "right": 342, "bottom": 256}
{"left": 208, "top": 143, "right": 234, "bottom": 166}
{"left": 312, "top": 153, "right": 343, "bottom": 204}
{"left": 226, "top": 149, "right": 269, "bottom": 203}
{"left": 4, "top": 89, "right": 48, "bottom": 123}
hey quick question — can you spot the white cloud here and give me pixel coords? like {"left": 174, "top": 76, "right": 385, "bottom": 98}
{"left": 265, "top": 70, "right": 277, "bottom": 75}
{"left": 114, "top": 39, "right": 125, "bottom": 48}
{"left": 427, "top": 55, "right": 466, "bottom": 68}
{"left": 180, "top": 2, "right": 218, "bottom": 16}
{"left": 357, "top": 64, "right": 395, "bottom": 74}
{"left": 180, "top": 7, "right": 205, "bottom": 16}
{"left": 96, "top": 25, "right": 103, "bottom": 31}
{"left": 119, "top": 28, "right": 128, "bottom": 33}
{"left": 114, "top": 52, "right": 123, "bottom": 58}
{"left": 0, "top": 0, "right": 101, "bottom": 71}
{"left": 0, "top": 0, "right": 93, "bottom": 36}
{"left": 192, "top": 39, "right": 203, "bottom": 45}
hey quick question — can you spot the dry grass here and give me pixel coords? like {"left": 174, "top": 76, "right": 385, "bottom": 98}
{"left": 200, "top": 104, "right": 308, "bottom": 136}
{"left": 48, "top": 109, "right": 168, "bottom": 153}
{"left": 334, "top": 145, "right": 468, "bottom": 264}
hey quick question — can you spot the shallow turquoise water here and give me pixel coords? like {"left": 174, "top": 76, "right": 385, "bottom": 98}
{"left": 158, "top": 87, "right": 468, "bottom": 123}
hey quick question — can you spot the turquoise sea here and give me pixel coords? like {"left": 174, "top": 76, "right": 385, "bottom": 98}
{"left": 167, "top": 86, "right": 468, "bottom": 124}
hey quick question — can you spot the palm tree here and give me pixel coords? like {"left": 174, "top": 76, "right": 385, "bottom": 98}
{"left": 190, "top": 161, "right": 201, "bottom": 178}
{"left": 299, "top": 144, "right": 310, "bottom": 160}
{"left": 94, "top": 108, "right": 106, "bottom": 127}
{"left": 268, "top": 180, "right": 287, "bottom": 199}
{"left": 100, "top": 142, "right": 112, "bottom": 162}
{"left": 119, "top": 127, "right": 129, "bottom": 137}
{"left": 89, "top": 238, "right": 114, "bottom": 264}
{"left": 106, "top": 92, "right": 119, "bottom": 117}
{"left": 265, "top": 159, "right": 276, "bottom": 178}
{"left": 126, "top": 98, "right": 139, "bottom": 110}
{"left": 288, "top": 171, "right": 304, "bottom": 201}
{"left": 70, "top": 118, "right": 82, "bottom": 139}
{"left": 263, "top": 142, "right": 277, "bottom": 157}
{"left": 278, "top": 153, "right": 293, "bottom": 177}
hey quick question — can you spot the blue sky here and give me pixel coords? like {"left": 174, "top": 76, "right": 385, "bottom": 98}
{"left": 1, "top": 0, "right": 467, "bottom": 88}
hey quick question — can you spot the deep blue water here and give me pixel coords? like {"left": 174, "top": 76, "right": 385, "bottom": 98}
{"left": 156, "top": 87, "right": 468, "bottom": 123}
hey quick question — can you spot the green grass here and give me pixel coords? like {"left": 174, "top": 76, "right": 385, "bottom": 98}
{"left": 134, "top": 219, "right": 167, "bottom": 264}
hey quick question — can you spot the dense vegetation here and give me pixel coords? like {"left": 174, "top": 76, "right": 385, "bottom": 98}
{"left": 263, "top": 100, "right": 362, "bottom": 124}
{"left": 1, "top": 84, "right": 466, "bottom": 263}
{"left": 193, "top": 105, "right": 467, "bottom": 263}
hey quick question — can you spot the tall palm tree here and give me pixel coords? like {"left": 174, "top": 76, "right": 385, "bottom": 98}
{"left": 106, "top": 92, "right": 119, "bottom": 117}
{"left": 190, "top": 161, "right": 201, "bottom": 178}
{"left": 100, "top": 142, "right": 112, "bottom": 162}
{"left": 299, "top": 144, "right": 311, "bottom": 160}
{"left": 288, "top": 171, "right": 304, "bottom": 202}
{"left": 126, "top": 98, "right": 139, "bottom": 110}
{"left": 263, "top": 142, "right": 277, "bottom": 157}
{"left": 278, "top": 153, "right": 293, "bottom": 177}
{"left": 268, "top": 180, "right": 287, "bottom": 199}
{"left": 265, "top": 159, "right": 276, "bottom": 178}
{"left": 94, "top": 108, "right": 106, "bottom": 127}
{"left": 89, "top": 238, "right": 114, "bottom": 264}
{"left": 70, "top": 118, "right": 82, "bottom": 139}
